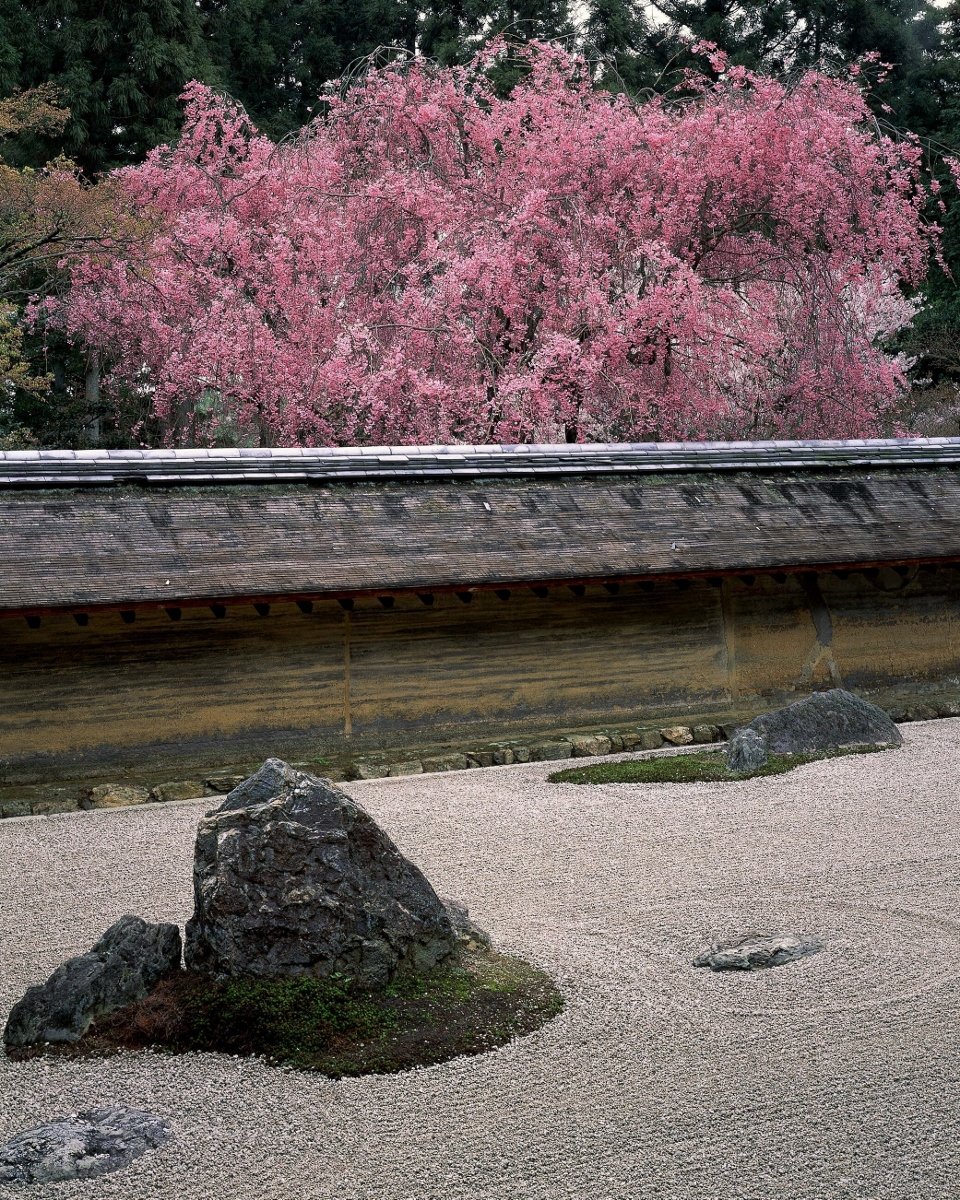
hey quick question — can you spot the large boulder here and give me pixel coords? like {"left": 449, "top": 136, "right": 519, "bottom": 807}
{"left": 4, "top": 916, "right": 182, "bottom": 1048}
{"left": 183, "top": 760, "right": 457, "bottom": 987}
{"left": 725, "top": 688, "right": 901, "bottom": 772}
{"left": 0, "top": 1107, "right": 171, "bottom": 1184}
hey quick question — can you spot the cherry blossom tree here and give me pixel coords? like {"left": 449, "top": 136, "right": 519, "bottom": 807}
{"left": 60, "top": 42, "right": 953, "bottom": 446}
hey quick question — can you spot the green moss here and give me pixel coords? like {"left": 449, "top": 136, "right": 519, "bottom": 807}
{"left": 549, "top": 743, "right": 889, "bottom": 785}
{"left": 22, "top": 948, "right": 564, "bottom": 1078}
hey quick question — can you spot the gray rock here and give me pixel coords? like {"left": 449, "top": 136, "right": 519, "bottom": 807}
{"left": 660, "top": 726, "right": 693, "bottom": 745}
{"left": 638, "top": 730, "right": 664, "bottom": 751}
{"left": 490, "top": 745, "right": 515, "bottom": 766}
{"left": 725, "top": 728, "right": 769, "bottom": 773}
{"left": 0, "top": 1107, "right": 171, "bottom": 1184}
{"left": 4, "top": 917, "right": 182, "bottom": 1048}
{"left": 441, "top": 897, "right": 492, "bottom": 951}
{"left": 468, "top": 750, "right": 496, "bottom": 767}
{"left": 692, "top": 724, "right": 719, "bottom": 744}
{"left": 694, "top": 931, "right": 824, "bottom": 971}
{"left": 184, "top": 762, "right": 456, "bottom": 988}
{"left": 744, "top": 688, "right": 902, "bottom": 755}
{"left": 509, "top": 745, "right": 532, "bottom": 763}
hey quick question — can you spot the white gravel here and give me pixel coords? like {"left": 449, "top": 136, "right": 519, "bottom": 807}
{"left": 3, "top": 721, "right": 960, "bottom": 1199}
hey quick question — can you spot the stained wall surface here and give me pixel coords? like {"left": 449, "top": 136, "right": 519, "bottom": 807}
{"left": 2, "top": 566, "right": 959, "bottom": 780}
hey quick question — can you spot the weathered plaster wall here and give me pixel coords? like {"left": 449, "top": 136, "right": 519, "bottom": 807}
{"left": 2, "top": 567, "right": 959, "bottom": 781}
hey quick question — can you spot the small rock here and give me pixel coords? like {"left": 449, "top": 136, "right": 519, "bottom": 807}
{"left": 934, "top": 698, "right": 960, "bottom": 718}
{"left": 619, "top": 730, "right": 645, "bottom": 750}
{"left": 569, "top": 734, "right": 613, "bottom": 758}
{"left": 660, "top": 726, "right": 694, "bottom": 746}
{"left": 388, "top": 760, "right": 423, "bottom": 776}
{"left": 0, "top": 1107, "right": 171, "bottom": 1184}
{"left": 421, "top": 753, "right": 470, "bottom": 773}
{"left": 694, "top": 931, "right": 824, "bottom": 971}
{"left": 350, "top": 760, "right": 390, "bottom": 780}
{"left": 605, "top": 732, "right": 626, "bottom": 752}
{"left": 491, "top": 745, "right": 515, "bottom": 766}
{"left": 4, "top": 916, "right": 182, "bottom": 1048}
{"left": 148, "top": 781, "right": 204, "bottom": 804}
{"left": 528, "top": 740, "right": 573, "bottom": 762}
{"left": 692, "top": 724, "right": 719, "bottom": 744}
{"left": 30, "top": 797, "right": 79, "bottom": 815}
{"left": 509, "top": 745, "right": 532, "bottom": 763}
{"left": 82, "top": 785, "right": 150, "bottom": 810}
{"left": 725, "top": 728, "right": 768, "bottom": 773}
{"left": 0, "top": 798, "right": 33, "bottom": 819}
{"left": 468, "top": 750, "right": 496, "bottom": 768}
{"left": 638, "top": 730, "right": 663, "bottom": 751}
{"left": 203, "top": 775, "right": 247, "bottom": 796}
{"left": 905, "top": 703, "right": 938, "bottom": 722}
{"left": 441, "top": 897, "right": 492, "bottom": 951}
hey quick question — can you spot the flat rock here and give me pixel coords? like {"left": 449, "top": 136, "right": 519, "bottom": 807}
{"left": 569, "top": 734, "right": 613, "bottom": 758}
{"left": 183, "top": 760, "right": 456, "bottom": 987}
{"left": 148, "top": 781, "right": 204, "bottom": 804}
{"left": 4, "top": 916, "right": 182, "bottom": 1048}
{"left": 82, "top": 785, "right": 150, "bottom": 810}
{"left": 660, "top": 726, "right": 693, "bottom": 745}
{"left": 0, "top": 1107, "right": 171, "bottom": 1184}
{"left": 694, "top": 931, "right": 824, "bottom": 971}
{"left": 528, "top": 740, "right": 573, "bottom": 761}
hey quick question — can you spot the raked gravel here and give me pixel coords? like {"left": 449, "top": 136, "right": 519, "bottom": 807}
{"left": 2, "top": 722, "right": 960, "bottom": 1200}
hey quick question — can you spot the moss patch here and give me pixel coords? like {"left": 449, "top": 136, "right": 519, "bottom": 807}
{"left": 10, "top": 949, "right": 563, "bottom": 1077}
{"left": 549, "top": 743, "right": 889, "bottom": 785}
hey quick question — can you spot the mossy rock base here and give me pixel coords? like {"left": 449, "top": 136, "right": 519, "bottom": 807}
{"left": 549, "top": 744, "right": 890, "bottom": 785}
{"left": 9, "top": 949, "right": 563, "bottom": 1077}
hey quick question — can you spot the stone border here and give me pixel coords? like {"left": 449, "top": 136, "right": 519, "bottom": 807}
{"left": 3, "top": 697, "right": 960, "bottom": 820}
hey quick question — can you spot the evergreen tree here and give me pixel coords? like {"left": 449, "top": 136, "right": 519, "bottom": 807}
{"left": 200, "top": 1, "right": 422, "bottom": 139}
{"left": 6, "top": 1, "right": 212, "bottom": 177}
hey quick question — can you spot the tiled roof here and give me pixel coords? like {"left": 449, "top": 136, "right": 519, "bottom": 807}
{"left": 2, "top": 438, "right": 960, "bottom": 487}
{"left": 2, "top": 439, "right": 959, "bottom": 612}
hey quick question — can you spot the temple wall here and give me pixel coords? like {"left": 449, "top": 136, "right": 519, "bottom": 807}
{"left": 2, "top": 566, "right": 959, "bottom": 781}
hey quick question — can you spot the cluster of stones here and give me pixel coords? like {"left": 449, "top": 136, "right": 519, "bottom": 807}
{"left": 0, "top": 725, "right": 725, "bottom": 817}
{"left": 2, "top": 758, "right": 490, "bottom": 1181}
{"left": 349, "top": 722, "right": 724, "bottom": 780}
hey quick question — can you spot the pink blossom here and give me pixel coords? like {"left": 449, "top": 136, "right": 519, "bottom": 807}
{"left": 60, "top": 44, "right": 954, "bottom": 446}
